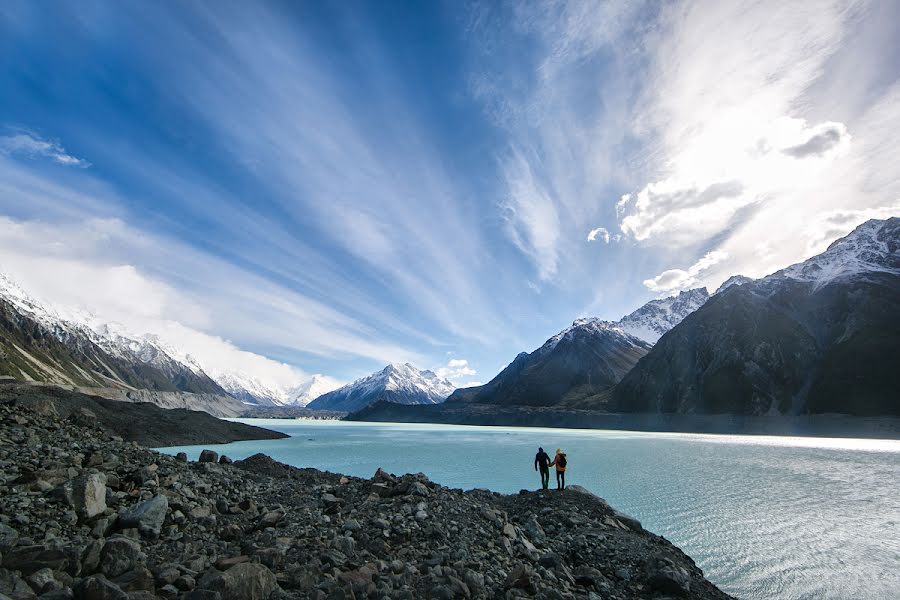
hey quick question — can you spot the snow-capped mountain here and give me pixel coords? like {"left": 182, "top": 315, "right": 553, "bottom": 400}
{"left": 776, "top": 218, "right": 900, "bottom": 287}
{"left": 613, "top": 217, "right": 900, "bottom": 417}
{"left": 307, "top": 363, "right": 454, "bottom": 412}
{"left": 212, "top": 371, "right": 284, "bottom": 406}
{"left": 287, "top": 374, "right": 343, "bottom": 407}
{"left": 0, "top": 274, "right": 230, "bottom": 401}
{"left": 0, "top": 273, "right": 337, "bottom": 411}
{"left": 614, "top": 287, "right": 710, "bottom": 343}
{"left": 210, "top": 371, "right": 342, "bottom": 406}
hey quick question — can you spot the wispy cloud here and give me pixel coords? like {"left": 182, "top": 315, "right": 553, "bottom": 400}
{"left": 0, "top": 129, "right": 90, "bottom": 167}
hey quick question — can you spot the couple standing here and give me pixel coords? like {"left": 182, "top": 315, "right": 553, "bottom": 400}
{"left": 534, "top": 447, "right": 567, "bottom": 490}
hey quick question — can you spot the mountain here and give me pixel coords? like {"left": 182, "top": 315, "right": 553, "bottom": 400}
{"left": 616, "top": 288, "right": 710, "bottom": 343}
{"left": 212, "top": 371, "right": 284, "bottom": 406}
{"left": 612, "top": 217, "right": 900, "bottom": 416}
{"left": 213, "top": 372, "right": 341, "bottom": 406}
{"left": 0, "top": 275, "right": 247, "bottom": 415}
{"left": 307, "top": 363, "right": 454, "bottom": 412}
{"left": 446, "top": 288, "right": 708, "bottom": 408}
{"left": 714, "top": 275, "right": 753, "bottom": 294}
{"left": 288, "top": 374, "right": 343, "bottom": 406}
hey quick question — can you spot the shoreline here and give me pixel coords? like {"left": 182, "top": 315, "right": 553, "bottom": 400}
{"left": 1, "top": 397, "right": 734, "bottom": 599}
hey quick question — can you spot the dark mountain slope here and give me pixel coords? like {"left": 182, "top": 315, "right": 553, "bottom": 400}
{"left": 612, "top": 218, "right": 900, "bottom": 416}
{"left": 448, "top": 323, "right": 651, "bottom": 407}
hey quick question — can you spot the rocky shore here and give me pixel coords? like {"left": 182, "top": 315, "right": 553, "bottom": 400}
{"left": 0, "top": 398, "right": 732, "bottom": 599}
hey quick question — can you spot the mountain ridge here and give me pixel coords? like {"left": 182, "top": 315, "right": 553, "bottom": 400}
{"left": 307, "top": 363, "right": 454, "bottom": 412}
{"left": 611, "top": 217, "right": 900, "bottom": 417}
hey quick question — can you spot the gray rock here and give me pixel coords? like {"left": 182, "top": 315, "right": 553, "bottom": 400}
{"left": 256, "top": 510, "right": 284, "bottom": 530}
{"left": 198, "top": 450, "right": 218, "bottom": 463}
{"left": 73, "top": 575, "right": 127, "bottom": 600}
{"left": 25, "top": 568, "right": 60, "bottom": 595}
{"left": 111, "top": 566, "right": 154, "bottom": 593}
{"left": 650, "top": 565, "right": 692, "bottom": 596}
{"left": 198, "top": 563, "right": 277, "bottom": 600}
{"left": 99, "top": 538, "right": 144, "bottom": 579}
{"left": 118, "top": 495, "right": 168, "bottom": 538}
{"left": 72, "top": 473, "right": 107, "bottom": 521}
{"left": 3, "top": 544, "right": 77, "bottom": 577}
{"left": 0, "top": 523, "right": 18, "bottom": 553}
{"left": 504, "top": 564, "right": 535, "bottom": 593}
{"left": 0, "top": 568, "right": 36, "bottom": 600}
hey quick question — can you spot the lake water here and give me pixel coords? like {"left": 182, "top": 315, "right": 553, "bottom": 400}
{"left": 158, "top": 420, "right": 900, "bottom": 600}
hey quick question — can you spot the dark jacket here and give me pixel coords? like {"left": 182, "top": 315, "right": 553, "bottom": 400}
{"left": 535, "top": 450, "right": 551, "bottom": 471}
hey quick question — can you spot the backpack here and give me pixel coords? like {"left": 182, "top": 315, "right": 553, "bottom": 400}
{"left": 558, "top": 454, "right": 567, "bottom": 468}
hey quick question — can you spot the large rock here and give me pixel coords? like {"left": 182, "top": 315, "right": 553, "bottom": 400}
{"left": 118, "top": 495, "right": 168, "bottom": 538}
{"left": 198, "top": 450, "right": 219, "bottom": 463}
{"left": 52, "top": 473, "right": 108, "bottom": 521}
{"left": 0, "top": 523, "right": 18, "bottom": 553}
{"left": 74, "top": 574, "right": 127, "bottom": 600}
{"left": 99, "top": 537, "right": 144, "bottom": 579}
{"left": 199, "top": 563, "right": 277, "bottom": 600}
{"left": 72, "top": 473, "right": 108, "bottom": 520}
{"left": 2, "top": 544, "right": 79, "bottom": 576}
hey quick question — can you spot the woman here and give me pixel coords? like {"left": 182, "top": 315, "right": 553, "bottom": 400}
{"left": 549, "top": 448, "right": 567, "bottom": 490}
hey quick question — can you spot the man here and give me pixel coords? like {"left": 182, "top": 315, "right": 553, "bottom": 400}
{"left": 534, "top": 447, "right": 551, "bottom": 490}
{"left": 549, "top": 448, "right": 567, "bottom": 490}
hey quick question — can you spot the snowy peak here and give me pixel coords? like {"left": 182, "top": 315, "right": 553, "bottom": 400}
{"left": 777, "top": 217, "right": 900, "bottom": 287}
{"left": 287, "top": 374, "right": 343, "bottom": 407}
{"left": 307, "top": 363, "right": 454, "bottom": 412}
{"left": 615, "top": 287, "right": 710, "bottom": 344}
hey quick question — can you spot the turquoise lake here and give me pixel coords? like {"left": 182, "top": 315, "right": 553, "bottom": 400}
{"left": 158, "top": 419, "right": 900, "bottom": 600}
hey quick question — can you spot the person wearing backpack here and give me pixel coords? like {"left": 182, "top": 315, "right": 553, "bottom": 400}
{"left": 534, "top": 447, "right": 551, "bottom": 490}
{"left": 549, "top": 448, "right": 567, "bottom": 490}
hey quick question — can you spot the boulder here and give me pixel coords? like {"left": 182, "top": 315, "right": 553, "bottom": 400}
{"left": 175, "top": 452, "right": 188, "bottom": 462}
{"left": 256, "top": 509, "right": 285, "bottom": 530}
{"left": 650, "top": 565, "right": 692, "bottom": 596}
{"left": 198, "top": 563, "right": 277, "bottom": 600}
{"left": 72, "top": 473, "right": 108, "bottom": 520}
{"left": 0, "top": 523, "right": 18, "bottom": 553}
{"left": 0, "top": 568, "right": 35, "bottom": 599}
{"left": 118, "top": 495, "right": 168, "bottom": 538}
{"left": 3, "top": 544, "right": 78, "bottom": 577}
{"left": 99, "top": 538, "right": 144, "bottom": 579}
{"left": 198, "top": 450, "right": 218, "bottom": 463}
{"left": 504, "top": 564, "right": 535, "bottom": 593}
{"left": 25, "top": 568, "right": 61, "bottom": 595}
{"left": 73, "top": 575, "right": 127, "bottom": 600}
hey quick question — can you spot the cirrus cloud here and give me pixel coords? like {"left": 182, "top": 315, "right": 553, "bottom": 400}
{"left": 0, "top": 129, "right": 90, "bottom": 168}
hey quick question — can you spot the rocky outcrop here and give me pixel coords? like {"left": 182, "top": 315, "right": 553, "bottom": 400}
{"left": 0, "top": 389, "right": 732, "bottom": 599}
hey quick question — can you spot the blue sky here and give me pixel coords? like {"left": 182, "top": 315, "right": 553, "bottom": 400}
{"left": 1, "top": 1, "right": 898, "bottom": 390}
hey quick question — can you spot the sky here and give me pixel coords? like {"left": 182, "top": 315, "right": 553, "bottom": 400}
{"left": 0, "top": 0, "right": 898, "bottom": 391}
